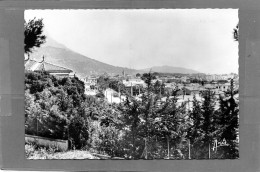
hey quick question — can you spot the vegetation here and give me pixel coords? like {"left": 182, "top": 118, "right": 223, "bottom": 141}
{"left": 24, "top": 18, "right": 46, "bottom": 55}
{"left": 25, "top": 18, "right": 239, "bottom": 160}
{"left": 233, "top": 24, "right": 239, "bottom": 41}
{"left": 25, "top": 142, "right": 98, "bottom": 159}
{"left": 25, "top": 71, "right": 238, "bottom": 159}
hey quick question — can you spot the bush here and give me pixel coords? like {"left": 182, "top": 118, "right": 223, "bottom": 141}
{"left": 25, "top": 71, "right": 89, "bottom": 149}
{"left": 96, "top": 92, "right": 105, "bottom": 98}
{"left": 68, "top": 114, "right": 89, "bottom": 149}
{"left": 25, "top": 142, "right": 59, "bottom": 159}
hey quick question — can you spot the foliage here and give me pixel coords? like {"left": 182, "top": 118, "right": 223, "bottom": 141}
{"left": 117, "top": 73, "right": 189, "bottom": 159}
{"left": 136, "top": 73, "right": 141, "bottom": 77}
{"left": 214, "top": 79, "right": 239, "bottom": 159}
{"left": 186, "top": 95, "right": 203, "bottom": 159}
{"left": 141, "top": 73, "right": 156, "bottom": 87}
{"left": 24, "top": 18, "right": 46, "bottom": 55}
{"left": 97, "top": 76, "right": 110, "bottom": 90}
{"left": 95, "top": 91, "right": 105, "bottom": 99}
{"left": 233, "top": 24, "right": 239, "bottom": 41}
{"left": 25, "top": 71, "right": 239, "bottom": 159}
{"left": 87, "top": 102, "right": 124, "bottom": 157}
{"left": 25, "top": 142, "right": 98, "bottom": 159}
{"left": 25, "top": 71, "right": 87, "bottom": 149}
{"left": 68, "top": 113, "right": 89, "bottom": 149}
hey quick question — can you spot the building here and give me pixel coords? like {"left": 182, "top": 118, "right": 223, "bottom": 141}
{"left": 84, "top": 75, "right": 98, "bottom": 86}
{"left": 123, "top": 79, "right": 145, "bottom": 96}
{"left": 216, "top": 83, "right": 231, "bottom": 92}
{"left": 24, "top": 56, "right": 73, "bottom": 77}
{"left": 183, "top": 86, "right": 206, "bottom": 95}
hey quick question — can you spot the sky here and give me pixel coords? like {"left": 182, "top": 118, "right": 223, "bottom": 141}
{"left": 25, "top": 9, "right": 238, "bottom": 74}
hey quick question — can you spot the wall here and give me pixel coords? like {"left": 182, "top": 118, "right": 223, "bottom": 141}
{"left": 25, "top": 134, "right": 68, "bottom": 151}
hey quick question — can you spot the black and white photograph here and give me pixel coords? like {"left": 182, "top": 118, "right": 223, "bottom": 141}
{"left": 24, "top": 9, "right": 239, "bottom": 160}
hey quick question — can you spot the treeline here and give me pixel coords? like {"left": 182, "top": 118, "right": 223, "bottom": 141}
{"left": 25, "top": 71, "right": 89, "bottom": 149}
{"left": 25, "top": 71, "right": 239, "bottom": 159}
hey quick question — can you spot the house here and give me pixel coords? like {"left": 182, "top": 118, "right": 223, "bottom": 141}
{"left": 25, "top": 56, "right": 73, "bottom": 77}
{"left": 216, "top": 83, "right": 231, "bottom": 92}
{"left": 84, "top": 75, "right": 98, "bottom": 86}
{"left": 183, "top": 86, "right": 206, "bottom": 95}
{"left": 123, "top": 79, "right": 145, "bottom": 96}
{"left": 204, "top": 84, "right": 216, "bottom": 89}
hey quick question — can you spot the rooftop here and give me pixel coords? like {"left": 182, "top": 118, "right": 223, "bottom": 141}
{"left": 25, "top": 58, "right": 73, "bottom": 73}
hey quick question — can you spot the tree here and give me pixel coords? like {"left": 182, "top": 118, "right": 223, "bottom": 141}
{"left": 24, "top": 18, "right": 46, "bottom": 55}
{"left": 215, "top": 79, "right": 239, "bottom": 159}
{"left": 25, "top": 71, "right": 90, "bottom": 149}
{"left": 118, "top": 96, "right": 143, "bottom": 159}
{"left": 200, "top": 89, "right": 218, "bottom": 159}
{"left": 186, "top": 95, "right": 203, "bottom": 158}
{"left": 153, "top": 80, "right": 161, "bottom": 94}
{"left": 154, "top": 96, "right": 188, "bottom": 159}
{"left": 141, "top": 73, "right": 156, "bottom": 88}
{"left": 118, "top": 73, "right": 189, "bottom": 159}
{"left": 68, "top": 113, "right": 89, "bottom": 149}
{"left": 136, "top": 73, "right": 141, "bottom": 77}
{"left": 97, "top": 76, "right": 110, "bottom": 90}
{"left": 233, "top": 24, "right": 239, "bottom": 41}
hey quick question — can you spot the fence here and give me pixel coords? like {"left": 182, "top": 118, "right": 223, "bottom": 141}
{"left": 25, "top": 134, "right": 68, "bottom": 151}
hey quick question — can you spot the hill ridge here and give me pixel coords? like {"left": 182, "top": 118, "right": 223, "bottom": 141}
{"left": 29, "top": 37, "right": 201, "bottom": 77}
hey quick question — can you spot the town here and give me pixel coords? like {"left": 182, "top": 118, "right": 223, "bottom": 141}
{"left": 24, "top": 9, "right": 239, "bottom": 160}
{"left": 83, "top": 70, "right": 239, "bottom": 107}
{"left": 24, "top": 56, "right": 239, "bottom": 160}
{"left": 25, "top": 55, "right": 239, "bottom": 110}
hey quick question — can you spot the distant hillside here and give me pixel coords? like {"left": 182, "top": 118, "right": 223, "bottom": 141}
{"left": 139, "top": 65, "right": 200, "bottom": 74}
{"left": 29, "top": 37, "right": 137, "bottom": 78}
{"left": 29, "top": 36, "right": 201, "bottom": 77}
{"left": 41, "top": 35, "right": 68, "bottom": 49}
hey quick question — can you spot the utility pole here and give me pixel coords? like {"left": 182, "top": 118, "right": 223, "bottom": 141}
{"left": 118, "top": 83, "right": 121, "bottom": 103}
{"left": 209, "top": 143, "right": 211, "bottom": 159}
{"left": 188, "top": 98, "right": 190, "bottom": 110}
{"left": 131, "top": 83, "right": 133, "bottom": 96}
{"left": 36, "top": 115, "right": 38, "bottom": 136}
{"left": 188, "top": 139, "right": 191, "bottom": 159}
{"left": 167, "top": 136, "right": 170, "bottom": 159}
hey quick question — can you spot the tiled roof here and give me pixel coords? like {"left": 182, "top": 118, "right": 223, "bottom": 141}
{"left": 24, "top": 59, "right": 73, "bottom": 73}
{"left": 24, "top": 59, "right": 38, "bottom": 70}
{"left": 184, "top": 86, "right": 200, "bottom": 91}
{"left": 35, "top": 62, "right": 73, "bottom": 73}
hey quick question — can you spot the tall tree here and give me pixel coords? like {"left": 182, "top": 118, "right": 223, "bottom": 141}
{"left": 186, "top": 95, "right": 203, "bottom": 159}
{"left": 119, "top": 96, "right": 143, "bottom": 159}
{"left": 200, "top": 89, "right": 218, "bottom": 159}
{"left": 215, "top": 79, "right": 239, "bottom": 159}
{"left": 24, "top": 18, "right": 46, "bottom": 55}
{"left": 155, "top": 95, "right": 187, "bottom": 159}
{"left": 141, "top": 73, "right": 156, "bottom": 88}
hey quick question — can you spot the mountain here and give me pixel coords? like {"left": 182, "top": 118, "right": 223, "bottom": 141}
{"left": 29, "top": 36, "right": 137, "bottom": 78}
{"left": 29, "top": 36, "right": 200, "bottom": 77}
{"left": 139, "top": 65, "right": 200, "bottom": 74}
{"left": 41, "top": 35, "right": 68, "bottom": 49}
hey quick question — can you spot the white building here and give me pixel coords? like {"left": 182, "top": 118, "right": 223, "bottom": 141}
{"left": 84, "top": 75, "right": 98, "bottom": 86}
